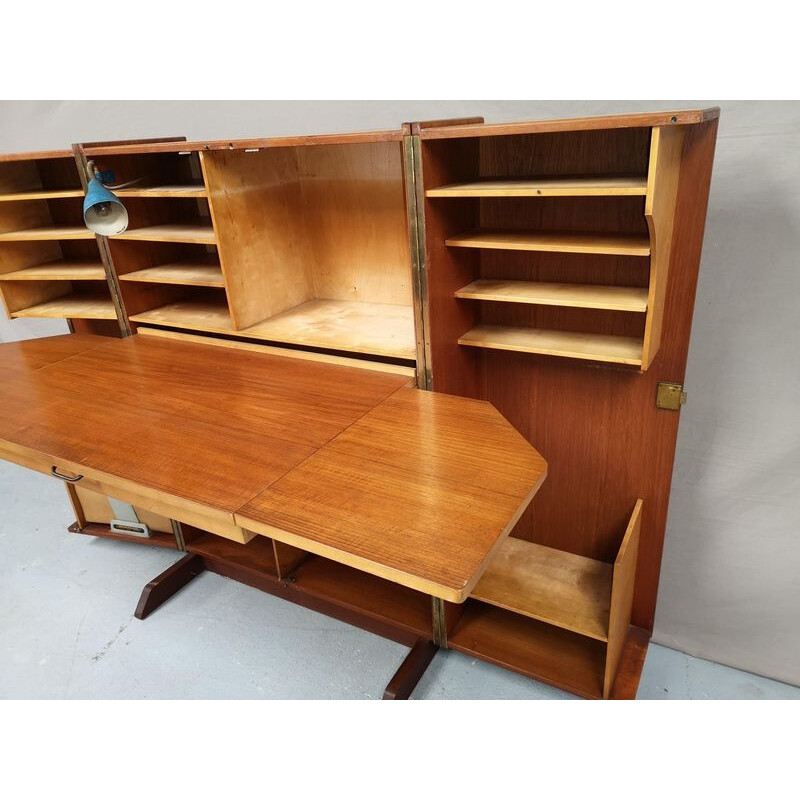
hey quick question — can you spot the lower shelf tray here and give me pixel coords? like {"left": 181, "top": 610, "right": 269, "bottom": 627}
{"left": 449, "top": 601, "right": 607, "bottom": 699}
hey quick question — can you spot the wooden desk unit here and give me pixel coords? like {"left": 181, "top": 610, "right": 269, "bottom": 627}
{"left": 0, "top": 108, "right": 719, "bottom": 699}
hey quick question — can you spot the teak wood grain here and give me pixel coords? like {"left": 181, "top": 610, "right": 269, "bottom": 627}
{"left": 420, "top": 113, "right": 719, "bottom": 631}
{"left": 236, "top": 388, "right": 547, "bottom": 601}
{"left": 0, "top": 333, "right": 545, "bottom": 601}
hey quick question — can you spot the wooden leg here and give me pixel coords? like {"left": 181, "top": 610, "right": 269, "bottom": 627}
{"left": 134, "top": 553, "right": 205, "bottom": 620}
{"left": 383, "top": 639, "right": 439, "bottom": 700}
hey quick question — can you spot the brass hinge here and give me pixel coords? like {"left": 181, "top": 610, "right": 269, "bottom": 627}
{"left": 656, "top": 382, "right": 687, "bottom": 410}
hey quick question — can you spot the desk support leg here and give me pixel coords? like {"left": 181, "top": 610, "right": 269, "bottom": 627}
{"left": 135, "top": 553, "right": 205, "bottom": 620}
{"left": 382, "top": 639, "right": 439, "bottom": 700}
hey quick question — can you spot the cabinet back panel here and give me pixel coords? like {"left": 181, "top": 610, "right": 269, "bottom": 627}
{"left": 296, "top": 142, "right": 412, "bottom": 306}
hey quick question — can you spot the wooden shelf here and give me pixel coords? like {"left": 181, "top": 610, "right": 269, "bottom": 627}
{"left": 472, "top": 538, "right": 612, "bottom": 641}
{"left": 0, "top": 188, "right": 84, "bottom": 202}
{"left": 427, "top": 176, "right": 648, "bottom": 197}
{"left": 120, "top": 261, "right": 224, "bottom": 288}
{"left": 11, "top": 295, "right": 117, "bottom": 320}
{"left": 455, "top": 279, "right": 648, "bottom": 312}
{"left": 449, "top": 602, "right": 606, "bottom": 699}
{"left": 446, "top": 229, "right": 651, "bottom": 257}
{"left": 112, "top": 224, "right": 216, "bottom": 245}
{"left": 292, "top": 556, "right": 433, "bottom": 639}
{"left": 0, "top": 260, "right": 106, "bottom": 281}
{"left": 130, "top": 297, "right": 417, "bottom": 361}
{"left": 115, "top": 184, "right": 207, "bottom": 198}
{"left": 459, "top": 325, "right": 643, "bottom": 366}
{"left": 0, "top": 225, "right": 95, "bottom": 242}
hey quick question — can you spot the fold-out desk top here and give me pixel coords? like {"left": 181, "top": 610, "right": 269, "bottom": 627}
{"left": 0, "top": 333, "right": 547, "bottom": 601}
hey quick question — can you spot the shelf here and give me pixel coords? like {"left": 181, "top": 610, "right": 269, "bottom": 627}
{"left": 0, "top": 225, "right": 95, "bottom": 242}
{"left": 472, "top": 537, "right": 612, "bottom": 641}
{"left": 10, "top": 295, "right": 117, "bottom": 320}
{"left": 112, "top": 224, "right": 216, "bottom": 245}
{"left": 455, "top": 280, "right": 648, "bottom": 312}
{"left": 120, "top": 261, "right": 224, "bottom": 288}
{"left": 115, "top": 184, "right": 207, "bottom": 198}
{"left": 130, "top": 297, "right": 417, "bottom": 361}
{"left": 0, "top": 260, "right": 106, "bottom": 281}
{"left": 427, "top": 176, "right": 648, "bottom": 197}
{"left": 446, "top": 229, "right": 651, "bottom": 257}
{"left": 0, "top": 188, "right": 84, "bottom": 202}
{"left": 449, "top": 602, "right": 606, "bottom": 699}
{"left": 459, "top": 325, "right": 643, "bottom": 366}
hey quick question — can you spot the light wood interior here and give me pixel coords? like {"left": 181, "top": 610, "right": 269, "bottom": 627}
{"left": 10, "top": 295, "right": 117, "bottom": 319}
{"left": 121, "top": 140, "right": 416, "bottom": 362}
{"left": 447, "top": 230, "right": 651, "bottom": 256}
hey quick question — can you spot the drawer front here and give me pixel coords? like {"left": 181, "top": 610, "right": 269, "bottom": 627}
{"left": 0, "top": 438, "right": 253, "bottom": 545}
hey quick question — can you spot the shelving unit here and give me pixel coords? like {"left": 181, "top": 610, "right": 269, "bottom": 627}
{"left": 416, "top": 108, "right": 719, "bottom": 699}
{"left": 0, "top": 149, "right": 119, "bottom": 334}
{"left": 86, "top": 133, "right": 419, "bottom": 366}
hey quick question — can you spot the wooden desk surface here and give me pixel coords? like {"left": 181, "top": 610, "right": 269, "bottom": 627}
{"left": 0, "top": 333, "right": 547, "bottom": 601}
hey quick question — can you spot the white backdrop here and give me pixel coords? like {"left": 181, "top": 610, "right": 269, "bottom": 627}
{"left": 1, "top": 100, "right": 798, "bottom": 686}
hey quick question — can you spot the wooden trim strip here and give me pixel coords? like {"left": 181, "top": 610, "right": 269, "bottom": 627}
{"left": 420, "top": 108, "right": 720, "bottom": 140}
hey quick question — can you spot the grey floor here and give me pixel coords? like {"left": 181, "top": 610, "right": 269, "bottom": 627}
{"left": 2, "top": 460, "right": 799, "bottom": 700}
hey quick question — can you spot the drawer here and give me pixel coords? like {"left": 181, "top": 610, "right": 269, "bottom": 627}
{"left": 0, "top": 438, "right": 254, "bottom": 544}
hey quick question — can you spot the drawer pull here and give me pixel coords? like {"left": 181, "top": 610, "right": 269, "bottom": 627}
{"left": 50, "top": 466, "right": 84, "bottom": 483}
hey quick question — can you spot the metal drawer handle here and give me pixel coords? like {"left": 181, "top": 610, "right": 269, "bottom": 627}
{"left": 50, "top": 466, "right": 84, "bottom": 483}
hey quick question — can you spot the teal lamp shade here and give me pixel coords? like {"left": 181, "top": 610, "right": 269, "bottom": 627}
{"left": 83, "top": 178, "right": 128, "bottom": 235}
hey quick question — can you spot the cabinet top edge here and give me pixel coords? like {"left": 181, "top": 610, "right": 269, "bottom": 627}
{"left": 418, "top": 108, "right": 721, "bottom": 140}
{"left": 0, "top": 148, "right": 75, "bottom": 163}
{"left": 81, "top": 128, "right": 406, "bottom": 157}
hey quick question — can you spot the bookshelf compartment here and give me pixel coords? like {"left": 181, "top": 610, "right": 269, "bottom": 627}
{"left": 115, "top": 184, "right": 206, "bottom": 198}
{"left": 455, "top": 279, "right": 648, "bottom": 312}
{"left": 0, "top": 188, "right": 84, "bottom": 202}
{"left": 0, "top": 225, "right": 95, "bottom": 242}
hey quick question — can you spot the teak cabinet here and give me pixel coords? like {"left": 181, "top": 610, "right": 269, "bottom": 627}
{"left": 0, "top": 108, "right": 720, "bottom": 699}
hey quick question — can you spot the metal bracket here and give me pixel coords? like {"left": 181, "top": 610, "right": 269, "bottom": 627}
{"left": 431, "top": 597, "right": 448, "bottom": 648}
{"left": 108, "top": 498, "right": 151, "bottom": 539}
{"left": 656, "top": 382, "right": 687, "bottom": 410}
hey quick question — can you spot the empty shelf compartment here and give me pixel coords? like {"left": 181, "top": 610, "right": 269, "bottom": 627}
{"left": 0, "top": 225, "right": 95, "bottom": 242}
{"left": 115, "top": 184, "right": 207, "bottom": 198}
{"left": 472, "top": 537, "right": 612, "bottom": 641}
{"left": 120, "top": 261, "right": 224, "bottom": 288}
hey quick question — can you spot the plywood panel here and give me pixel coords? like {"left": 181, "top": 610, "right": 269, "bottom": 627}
{"left": 296, "top": 141, "right": 412, "bottom": 306}
{"left": 201, "top": 148, "right": 315, "bottom": 329}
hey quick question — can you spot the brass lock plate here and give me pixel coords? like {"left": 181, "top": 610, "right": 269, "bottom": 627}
{"left": 656, "top": 382, "right": 687, "bottom": 410}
